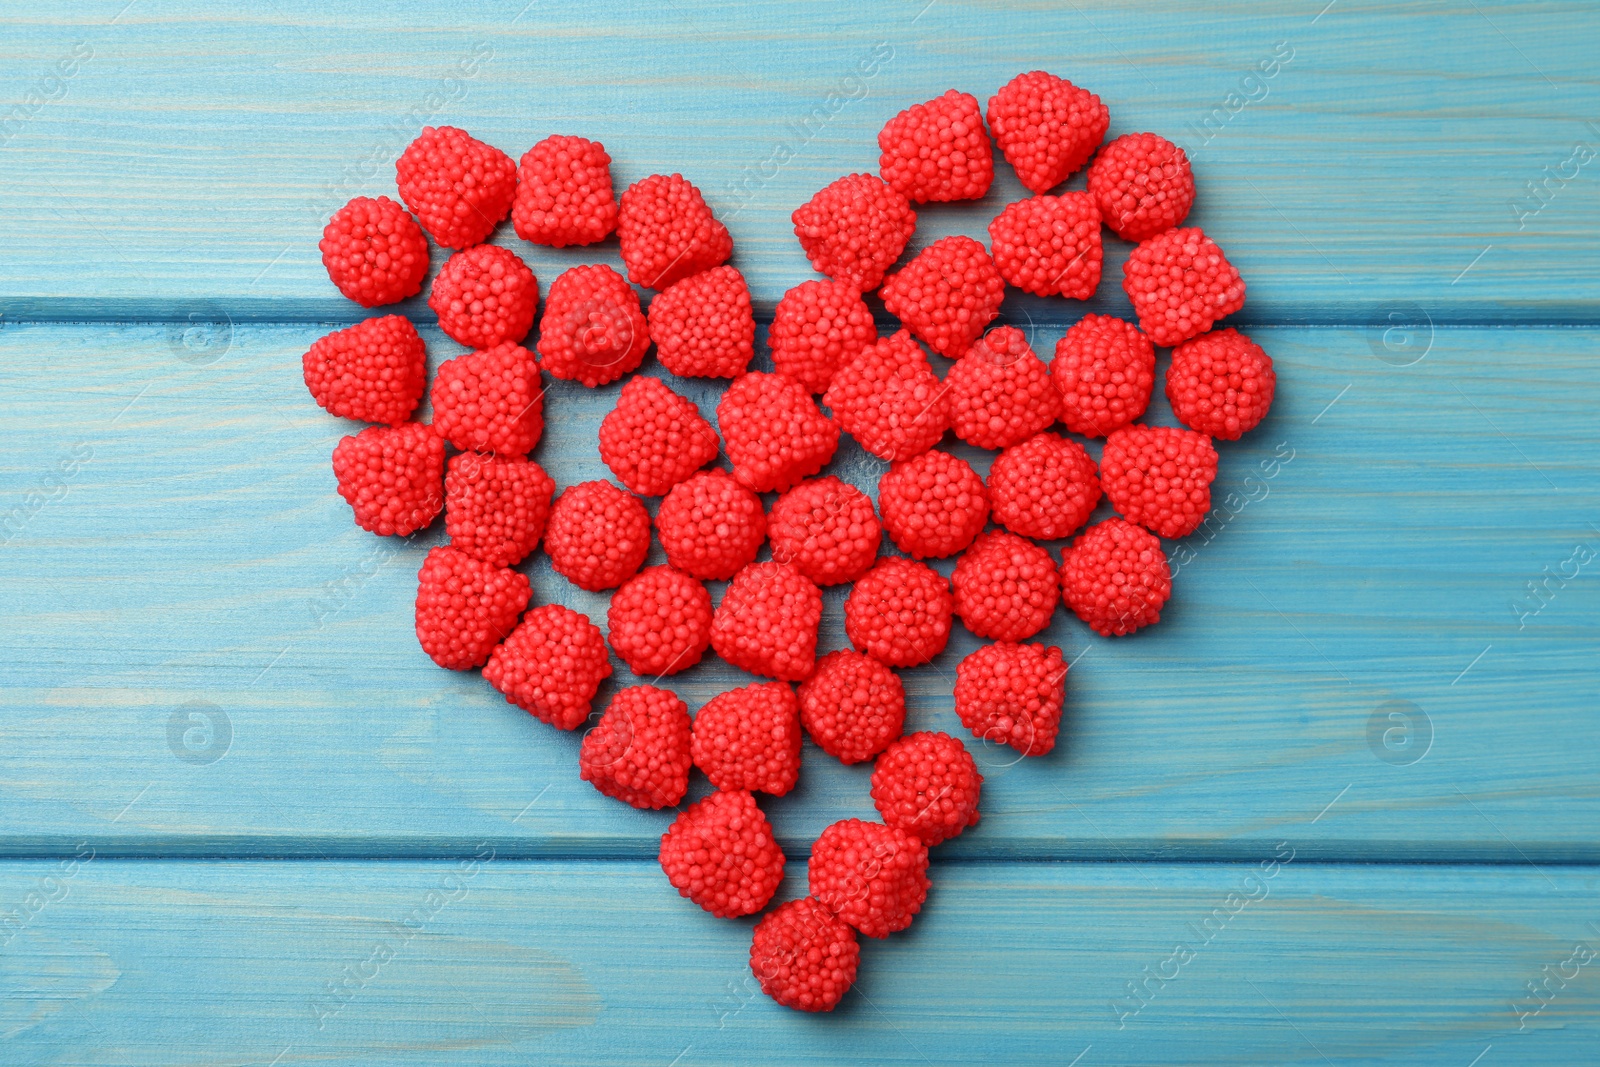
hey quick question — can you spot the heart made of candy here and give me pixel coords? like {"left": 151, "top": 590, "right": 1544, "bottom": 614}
{"left": 301, "top": 73, "right": 1276, "bottom": 1015}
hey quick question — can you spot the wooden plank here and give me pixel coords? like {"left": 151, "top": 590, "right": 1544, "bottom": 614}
{"left": 2, "top": 322, "right": 1595, "bottom": 860}
{"left": 0, "top": 858, "right": 1594, "bottom": 1065}
{"left": 1, "top": 1, "right": 1598, "bottom": 323}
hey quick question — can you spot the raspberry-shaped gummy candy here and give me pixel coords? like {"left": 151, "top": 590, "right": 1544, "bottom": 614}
{"left": 444, "top": 452, "right": 555, "bottom": 567}
{"left": 597, "top": 375, "right": 719, "bottom": 496}
{"left": 822, "top": 330, "right": 949, "bottom": 462}
{"left": 947, "top": 325, "right": 1059, "bottom": 450}
{"left": 987, "top": 193, "right": 1102, "bottom": 299}
{"left": 879, "top": 236, "right": 1006, "bottom": 359}
{"left": 1059, "top": 517, "right": 1171, "bottom": 636}
{"left": 483, "top": 604, "right": 612, "bottom": 730}
{"left": 617, "top": 173, "right": 732, "bottom": 290}
{"left": 986, "top": 71, "right": 1108, "bottom": 194}
{"left": 877, "top": 448, "right": 989, "bottom": 560}
{"left": 579, "top": 685, "right": 693, "bottom": 809}
{"left": 718, "top": 372, "right": 840, "bottom": 493}
{"left": 1086, "top": 132, "right": 1195, "bottom": 242}
{"left": 768, "top": 476, "right": 881, "bottom": 587}
{"left": 953, "top": 641, "right": 1066, "bottom": 757}
{"left": 543, "top": 480, "right": 651, "bottom": 591}
{"left": 870, "top": 731, "right": 982, "bottom": 846}
{"left": 711, "top": 562, "right": 822, "bottom": 682}
{"left": 430, "top": 342, "right": 543, "bottom": 456}
{"left": 791, "top": 173, "right": 916, "bottom": 292}
{"left": 877, "top": 89, "right": 993, "bottom": 203}
{"left": 768, "top": 280, "right": 877, "bottom": 393}
{"left": 536, "top": 263, "right": 650, "bottom": 388}
{"left": 951, "top": 530, "right": 1059, "bottom": 641}
{"left": 987, "top": 432, "right": 1101, "bottom": 541}
{"left": 647, "top": 265, "right": 754, "bottom": 379}
{"left": 512, "top": 134, "right": 617, "bottom": 247}
{"left": 844, "top": 557, "right": 953, "bottom": 667}
{"left": 655, "top": 469, "right": 767, "bottom": 581}
{"left": 750, "top": 897, "right": 860, "bottom": 1013}
{"left": 413, "top": 545, "right": 531, "bottom": 670}
{"left": 798, "top": 649, "right": 906, "bottom": 764}
{"left": 607, "top": 565, "right": 714, "bottom": 677}
{"left": 691, "top": 682, "right": 803, "bottom": 797}
{"left": 1051, "top": 314, "right": 1156, "bottom": 438}
{"left": 319, "top": 196, "right": 429, "bottom": 308}
{"left": 331, "top": 422, "right": 444, "bottom": 536}
{"left": 1122, "top": 227, "right": 1246, "bottom": 347}
{"left": 1165, "top": 327, "right": 1276, "bottom": 440}
{"left": 302, "top": 315, "right": 427, "bottom": 426}
{"left": 660, "top": 789, "right": 786, "bottom": 917}
{"left": 395, "top": 126, "right": 516, "bottom": 249}
{"left": 809, "top": 819, "right": 931, "bottom": 938}
{"left": 428, "top": 244, "right": 539, "bottom": 349}
{"left": 1099, "top": 424, "right": 1218, "bottom": 539}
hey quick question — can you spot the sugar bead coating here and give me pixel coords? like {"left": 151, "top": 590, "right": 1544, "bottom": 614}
{"left": 823, "top": 330, "right": 950, "bottom": 463}
{"left": 791, "top": 173, "right": 916, "bottom": 292}
{"left": 986, "top": 71, "right": 1108, "bottom": 194}
{"left": 691, "top": 682, "right": 803, "bottom": 796}
{"left": 1059, "top": 518, "right": 1171, "bottom": 636}
{"left": 710, "top": 561, "right": 823, "bottom": 682}
{"left": 870, "top": 731, "right": 983, "bottom": 846}
{"left": 331, "top": 422, "right": 444, "bottom": 536}
{"left": 1051, "top": 314, "right": 1156, "bottom": 438}
{"left": 537, "top": 263, "right": 650, "bottom": 388}
{"left": 654, "top": 469, "right": 767, "bottom": 581}
{"left": 987, "top": 432, "right": 1102, "bottom": 541}
{"left": 1086, "top": 132, "right": 1195, "bottom": 241}
{"left": 319, "top": 196, "right": 429, "bottom": 307}
{"left": 879, "top": 235, "right": 1006, "bottom": 360}
{"left": 877, "top": 448, "right": 990, "bottom": 560}
{"left": 947, "top": 325, "right": 1060, "bottom": 450}
{"left": 579, "top": 685, "right": 693, "bottom": 809}
{"left": 607, "top": 565, "right": 714, "bottom": 677}
{"left": 768, "top": 279, "right": 877, "bottom": 394}
{"left": 952, "top": 530, "right": 1060, "bottom": 641}
{"left": 808, "top": 818, "right": 931, "bottom": 938}
{"left": 428, "top": 243, "right": 539, "bottom": 349}
{"left": 429, "top": 342, "right": 544, "bottom": 456}
{"left": 768, "top": 476, "right": 882, "bottom": 587}
{"left": 1099, "top": 424, "right": 1218, "bottom": 539}
{"left": 877, "top": 89, "right": 994, "bottom": 203}
{"left": 395, "top": 125, "right": 516, "bottom": 249}
{"left": 513, "top": 134, "right": 617, "bottom": 247}
{"left": 953, "top": 641, "right": 1066, "bottom": 757}
{"left": 844, "top": 557, "right": 953, "bottom": 667}
{"left": 987, "top": 193, "right": 1102, "bottom": 299}
{"left": 597, "top": 375, "right": 719, "bottom": 497}
{"left": 1165, "top": 327, "right": 1276, "bottom": 440}
{"left": 302, "top": 315, "right": 427, "bottom": 426}
{"left": 617, "top": 173, "right": 732, "bottom": 290}
{"left": 413, "top": 545, "right": 531, "bottom": 670}
{"left": 544, "top": 480, "right": 652, "bottom": 592}
{"left": 647, "top": 265, "right": 755, "bottom": 379}
{"left": 718, "top": 372, "right": 840, "bottom": 493}
{"left": 798, "top": 649, "right": 906, "bottom": 764}
{"left": 443, "top": 452, "right": 555, "bottom": 568}
{"left": 483, "top": 604, "right": 612, "bottom": 731}
{"left": 660, "top": 789, "right": 786, "bottom": 917}
{"left": 750, "top": 897, "right": 860, "bottom": 1012}
{"left": 1121, "top": 227, "right": 1246, "bottom": 347}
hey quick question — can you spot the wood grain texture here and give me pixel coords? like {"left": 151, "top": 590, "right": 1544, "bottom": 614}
{"left": 0, "top": 859, "right": 1595, "bottom": 1066}
{"left": 2, "top": 322, "right": 1595, "bottom": 860}
{"left": 0, "top": 1, "right": 1598, "bottom": 323}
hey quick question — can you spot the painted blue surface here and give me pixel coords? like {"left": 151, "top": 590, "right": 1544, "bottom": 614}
{"left": 0, "top": 2, "right": 1596, "bottom": 1064}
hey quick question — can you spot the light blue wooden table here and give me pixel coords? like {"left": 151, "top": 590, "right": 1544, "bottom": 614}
{"left": 2, "top": 2, "right": 1597, "bottom": 1064}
